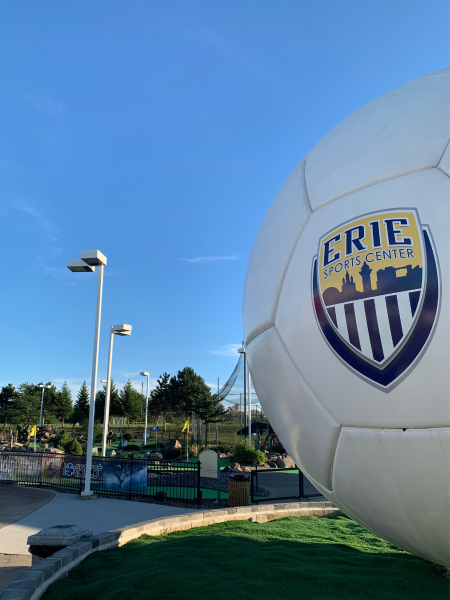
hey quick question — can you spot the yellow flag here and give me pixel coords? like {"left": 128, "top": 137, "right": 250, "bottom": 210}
{"left": 27, "top": 425, "right": 37, "bottom": 439}
{"left": 182, "top": 420, "right": 188, "bottom": 433}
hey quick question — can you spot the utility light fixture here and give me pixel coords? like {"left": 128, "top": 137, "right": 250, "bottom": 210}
{"left": 101, "top": 324, "right": 133, "bottom": 456}
{"left": 67, "top": 248, "right": 107, "bottom": 496}
{"left": 140, "top": 372, "right": 150, "bottom": 447}
{"left": 80, "top": 250, "right": 107, "bottom": 266}
{"left": 112, "top": 324, "right": 132, "bottom": 336}
{"left": 67, "top": 259, "right": 95, "bottom": 273}
{"left": 38, "top": 384, "right": 52, "bottom": 427}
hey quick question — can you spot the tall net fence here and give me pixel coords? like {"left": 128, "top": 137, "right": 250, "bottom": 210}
{"left": 218, "top": 354, "right": 261, "bottom": 410}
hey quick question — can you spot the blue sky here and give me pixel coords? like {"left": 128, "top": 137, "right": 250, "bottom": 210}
{"left": 0, "top": 1, "right": 447, "bottom": 399}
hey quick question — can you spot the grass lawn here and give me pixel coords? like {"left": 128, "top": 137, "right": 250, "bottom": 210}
{"left": 43, "top": 516, "right": 448, "bottom": 600}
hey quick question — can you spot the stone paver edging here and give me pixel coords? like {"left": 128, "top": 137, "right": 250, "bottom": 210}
{"left": 0, "top": 502, "right": 340, "bottom": 600}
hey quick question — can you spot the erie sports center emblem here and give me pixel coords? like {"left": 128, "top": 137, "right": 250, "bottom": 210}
{"left": 312, "top": 209, "right": 440, "bottom": 391}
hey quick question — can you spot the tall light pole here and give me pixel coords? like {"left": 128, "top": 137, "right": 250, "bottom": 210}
{"left": 39, "top": 384, "right": 51, "bottom": 426}
{"left": 248, "top": 372, "right": 252, "bottom": 447}
{"left": 101, "top": 324, "right": 132, "bottom": 456}
{"left": 67, "top": 249, "right": 107, "bottom": 497}
{"left": 238, "top": 343, "right": 247, "bottom": 441}
{"left": 140, "top": 372, "right": 149, "bottom": 447}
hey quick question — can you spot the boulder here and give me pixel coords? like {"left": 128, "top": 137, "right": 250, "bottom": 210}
{"left": 178, "top": 454, "right": 188, "bottom": 461}
{"left": 45, "top": 448, "right": 64, "bottom": 454}
{"left": 222, "top": 465, "right": 232, "bottom": 473}
{"left": 149, "top": 452, "right": 163, "bottom": 460}
{"left": 267, "top": 460, "right": 278, "bottom": 469}
{"left": 106, "top": 450, "right": 116, "bottom": 457}
{"left": 275, "top": 456, "right": 295, "bottom": 469}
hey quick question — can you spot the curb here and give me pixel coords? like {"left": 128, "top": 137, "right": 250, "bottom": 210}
{"left": 0, "top": 501, "right": 340, "bottom": 600}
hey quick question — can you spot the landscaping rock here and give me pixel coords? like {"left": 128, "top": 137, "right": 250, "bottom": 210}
{"left": 106, "top": 450, "right": 116, "bottom": 457}
{"left": 178, "top": 454, "right": 188, "bottom": 460}
{"left": 45, "top": 448, "right": 64, "bottom": 454}
{"left": 275, "top": 455, "right": 295, "bottom": 469}
{"left": 149, "top": 452, "right": 163, "bottom": 460}
{"left": 267, "top": 460, "right": 278, "bottom": 469}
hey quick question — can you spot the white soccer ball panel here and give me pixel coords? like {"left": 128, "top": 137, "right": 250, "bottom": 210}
{"left": 275, "top": 168, "right": 450, "bottom": 427}
{"left": 305, "top": 69, "right": 450, "bottom": 210}
{"left": 243, "top": 160, "right": 311, "bottom": 346}
{"left": 439, "top": 141, "right": 450, "bottom": 178}
{"left": 246, "top": 325, "right": 340, "bottom": 490}
{"left": 333, "top": 427, "right": 450, "bottom": 566}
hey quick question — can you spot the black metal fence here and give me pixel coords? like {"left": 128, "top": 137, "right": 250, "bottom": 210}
{"left": 250, "top": 467, "right": 323, "bottom": 503}
{"left": 0, "top": 451, "right": 202, "bottom": 503}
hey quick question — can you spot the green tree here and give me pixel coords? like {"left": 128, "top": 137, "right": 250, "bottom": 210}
{"left": 0, "top": 384, "right": 16, "bottom": 426}
{"left": 170, "top": 367, "right": 212, "bottom": 419}
{"left": 95, "top": 378, "right": 122, "bottom": 421}
{"left": 10, "top": 383, "right": 42, "bottom": 426}
{"left": 53, "top": 381, "right": 73, "bottom": 428}
{"left": 120, "top": 379, "right": 141, "bottom": 422}
{"left": 149, "top": 372, "right": 171, "bottom": 431}
{"left": 71, "top": 380, "right": 90, "bottom": 431}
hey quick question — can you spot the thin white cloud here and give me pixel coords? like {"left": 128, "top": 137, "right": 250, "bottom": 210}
{"left": 181, "top": 255, "right": 239, "bottom": 264}
{"left": 209, "top": 343, "right": 242, "bottom": 357}
{"left": 12, "top": 200, "right": 60, "bottom": 241}
{"left": 25, "top": 92, "right": 64, "bottom": 118}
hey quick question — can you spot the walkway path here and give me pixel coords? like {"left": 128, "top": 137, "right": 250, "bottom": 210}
{"left": 0, "top": 486, "right": 195, "bottom": 593}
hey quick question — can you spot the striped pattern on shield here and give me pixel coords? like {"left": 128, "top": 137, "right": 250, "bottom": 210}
{"left": 326, "top": 289, "right": 422, "bottom": 365}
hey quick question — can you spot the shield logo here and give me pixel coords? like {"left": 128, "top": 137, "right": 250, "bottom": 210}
{"left": 312, "top": 208, "right": 440, "bottom": 391}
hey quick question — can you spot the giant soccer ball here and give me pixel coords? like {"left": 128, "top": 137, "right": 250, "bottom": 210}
{"left": 243, "top": 67, "right": 450, "bottom": 566}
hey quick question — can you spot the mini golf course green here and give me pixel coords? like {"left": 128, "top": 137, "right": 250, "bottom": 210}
{"left": 43, "top": 515, "right": 448, "bottom": 600}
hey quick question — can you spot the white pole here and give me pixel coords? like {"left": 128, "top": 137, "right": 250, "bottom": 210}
{"left": 82, "top": 264, "right": 104, "bottom": 496}
{"left": 39, "top": 387, "right": 45, "bottom": 427}
{"left": 101, "top": 327, "right": 114, "bottom": 457}
{"left": 143, "top": 374, "right": 149, "bottom": 447}
{"left": 248, "top": 372, "right": 252, "bottom": 447}
{"left": 216, "top": 377, "right": 219, "bottom": 446}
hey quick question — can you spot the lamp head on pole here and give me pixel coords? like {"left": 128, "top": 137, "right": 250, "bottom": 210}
{"left": 67, "top": 259, "right": 95, "bottom": 273}
{"left": 112, "top": 324, "right": 132, "bottom": 336}
{"left": 140, "top": 372, "right": 149, "bottom": 377}
{"left": 80, "top": 250, "right": 107, "bottom": 266}
{"left": 39, "top": 384, "right": 51, "bottom": 389}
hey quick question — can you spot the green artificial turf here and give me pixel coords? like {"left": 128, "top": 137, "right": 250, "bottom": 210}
{"left": 43, "top": 515, "right": 448, "bottom": 600}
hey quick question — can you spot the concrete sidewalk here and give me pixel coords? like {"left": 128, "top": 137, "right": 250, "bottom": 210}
{"left": 0, "top": 488, "right": 195, "bottom": 555}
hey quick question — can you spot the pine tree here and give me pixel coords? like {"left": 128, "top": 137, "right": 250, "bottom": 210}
{"left": 95, "top": 379, "right": 121, "bottom": 421}
{"left": 72, "top": 380, "right": 90, "bottom": 430}
{"left": 0, "top": 384, "right": 16, "bottom": 426}
{"left": 120, "top": 379, "right": 141, "bottom": 422}
{"left": 53, "top": 381, "right": 73, "bottom": 427}
{"left": 149, "top": 373, "right": 171, "bottom": 431}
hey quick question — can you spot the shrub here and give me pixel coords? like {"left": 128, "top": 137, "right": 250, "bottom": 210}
{"left": 172, "top": 446, "right": 187, "bottom": 459}
{"left": 122, "top": 432, "right": 133, "bottom": 442}
{"left": 125, "top": 444, "right": 140, "bottom": 451}
{"left": 268, "top": 445, "right": 285, "bottom": 454}
{"left": 77, "top": 422, "right": 103, "bottom": 444}
{"left": 121, "top": 451, "right": 141, "bottom": 459}
{"left": 233, "top": 442, "right": 265, "bottom": 465}
{"left": 189, "top": 444, "right": 198, "bottom": 457}
{"left": 54, "top": 431, "right": 72, "bottom": 451}
{"left": 64, "top": 438, "right": 83, "bottom": 456}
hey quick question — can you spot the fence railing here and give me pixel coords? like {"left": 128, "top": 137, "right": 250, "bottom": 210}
{"left": 0, "top": 451, "right": 202, "bottom": 503}
{"left": 250, "top": 466, "right": 323, "bottom": 503}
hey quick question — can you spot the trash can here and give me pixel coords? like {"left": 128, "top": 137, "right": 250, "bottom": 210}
{"left": 228, "top": 472, "right": 250, "bottom": 507}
